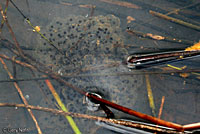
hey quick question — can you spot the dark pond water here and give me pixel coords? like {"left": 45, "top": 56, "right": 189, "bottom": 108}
{"left": 0, "top": 0, "right": 199, "bottom": 133}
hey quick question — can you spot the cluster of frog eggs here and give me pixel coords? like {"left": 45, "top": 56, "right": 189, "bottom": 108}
{"left": 35, "top": 15, "right": 128, "bottom": 74}
{"left": 35, "top": 15, "right": 143, "bottom": 133}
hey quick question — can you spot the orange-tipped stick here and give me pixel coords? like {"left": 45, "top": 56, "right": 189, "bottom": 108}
{"left": 86, "top": 93, "right": 184, "bottom": 131}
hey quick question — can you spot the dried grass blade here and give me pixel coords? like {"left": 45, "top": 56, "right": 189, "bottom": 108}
{"left": 45, "top": 79, "right": 81, "bottom": 134}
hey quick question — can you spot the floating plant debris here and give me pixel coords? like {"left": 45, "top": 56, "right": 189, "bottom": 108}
{"left": 185, "top": 41, "right": 200, "bottom": 51}
{"left": 126, "top": 16, "right": 135, "bottom": 24}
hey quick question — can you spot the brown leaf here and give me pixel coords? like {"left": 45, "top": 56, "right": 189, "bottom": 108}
{"left": 185, "top": 41, "right": 200, "bottom": 51}
{"left": 127, "top": 16, "right": 135, "bottom": 23}
{"left": 179, "top": 73, "right": 190, "bottom": 78}
{"left": 146, "top": 33, "right": 165, "bottom": 40}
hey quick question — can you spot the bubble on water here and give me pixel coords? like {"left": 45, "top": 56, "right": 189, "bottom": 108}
{"left": 25, "top": 94, "right": 30, "bottom": 100}
{"left": 85, "top": 92, "right": 102, "bottom": 111}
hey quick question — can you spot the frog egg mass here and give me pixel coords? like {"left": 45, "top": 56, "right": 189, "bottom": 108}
{"left": 35, "top": 15, "right": 143, "bottom": 133}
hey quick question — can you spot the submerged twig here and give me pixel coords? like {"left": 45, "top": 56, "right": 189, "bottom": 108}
{"left": 99, "top": 0, "right": 141, "bottom": 9}
{"left": 183, "top": 123, "right": 200, "bottom": 131}
{"left": 0, "top": 54, "right": 37, "bottom": 71}
{"left": 158, "top": 96, "right": 165, "bottom": 119}
{"left": 1, "top": 53, "right": 200, "bottom": 78}
{"left": 126, "top": 28, "right": 194, "bottom": 45}
{"left": 0, "top": 4, "right": 25, "bottom": 57}
{"left": 86, "top": 93, "right": 184, "bottom": 131}
{"left": 165, "top": 2, "right": 200, "bottom": 16}
{"left": 0, "top": 68, "right": 200, "bottom": 84}
{"left": 0, "top": 76, "right": 50, "bottom": 83}
{"left": 9, "top": 0, "right": 74, "bottom": 66}
{"left": 0, "top": 58, "right": 42, "bottom": 134}
{"left": 1, "top": 51, "right": 198, "bottom": 131}
{"left": 12, "top": 56, "right": 17, "bottom": 79}
{"left": 0, "top": 103, "right": 184, "bottom": 134}
{"left": 0, "top": 0, "right": 9, "bottom": 31}
{"left": 132, "top": 2, "right": 200, "bottom": 29}
{"left": 149, "top": 10, "right": 200, "bottom": 31}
